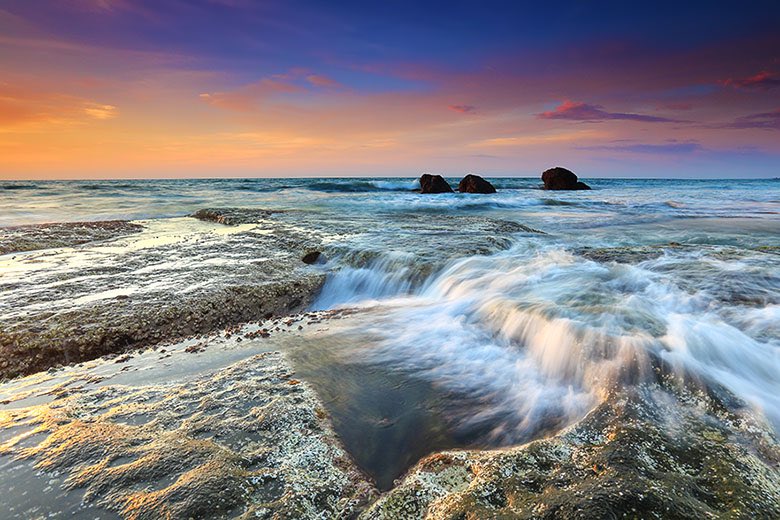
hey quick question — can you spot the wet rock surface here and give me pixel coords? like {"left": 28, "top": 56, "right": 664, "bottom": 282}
{"left": 0, "top": 346, "right": 377, "bottom": 519}
{"left": 541, "top": 167, "right": 591, "bottom": 190}
{"left": 419, "top": 174, "right": 454, "bottom": 194}
{"left": 301, "top": 251, "right": 324, "bottom": 264}
{"left": 0, "top": 214, "right": 326, "bottom": 380}
{"left": 0, "top": 208, "right": 539, "bottom": 380}
{"left": 364, "top": 384, "right": 780, "bottom": 519}
{"left": 191, "top": 208, "right": 279, "bottom": 226}
{"left": 0, "top": 220, "right": 144, "bottom": 255}
{"left": 458, "top": 174, "right": 496, "bottom": 194}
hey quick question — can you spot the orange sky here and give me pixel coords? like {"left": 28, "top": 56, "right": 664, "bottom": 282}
{"left": 1, "top": 2, "right": 779, "bottom": 179}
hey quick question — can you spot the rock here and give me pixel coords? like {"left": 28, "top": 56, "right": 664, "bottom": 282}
{"left": 0, "top": 350, "right": 378, "bottom": 519}
{"left": 541, "top": 167, "right": 591, "bottom": 190}
{"left": 419, "top": 174, "right": 453, "bottom": 194}
{"left": 364, "top": 385, "right": 780, "bottom": 519}
{"left": 302, "top": 251, "right": 324, "bottom": 264}
{"left": 458, "top": 174, "right": 496, "bottom": 194}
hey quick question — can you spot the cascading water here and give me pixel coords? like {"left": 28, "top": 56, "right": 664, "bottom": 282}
{"left": 312, "top": 243, "right": 780, "bottom": 442}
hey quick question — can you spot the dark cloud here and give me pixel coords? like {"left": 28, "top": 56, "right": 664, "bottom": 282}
{"left": 537, "top": 100, "right": 686, "bottom": 123}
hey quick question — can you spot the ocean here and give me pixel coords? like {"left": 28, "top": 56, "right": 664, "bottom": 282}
{"left": 1, "top": 176, "right": 779, "bottom": 516}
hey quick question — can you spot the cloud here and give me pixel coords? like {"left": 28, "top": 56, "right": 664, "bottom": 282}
{"left": 537, "top": 100, "right": 686, "bottom": 123}
{"left": 201, "top": 70, "right": 345, "bottom": 111}
{"left": 471, "top": 129, "right": 606, "bottom": 147}
{"left": 448, "top": 104, "right": 476, "bottom": 114}
{"left": 83, "top": 103, "right": 117, "bottom": 119}
{"left": 200, "top": 77, "right": 303, "bottom": 111}
{"left": 722, "top": 71, "right": 780, "bottom": 89}
{"left": 305, "top": 74, "right": 342, "bottom": 88}
{"left": 657, "top": 102, "right": 693, "bottom": 111}
{"left": 579, "top": 140, "right": 703, "bottom": 154}
{"left": 0, "top": 83, "right": 117, "bottom": 126}
{"left": 724, "top": 108, "right": 780, "bottom": 130}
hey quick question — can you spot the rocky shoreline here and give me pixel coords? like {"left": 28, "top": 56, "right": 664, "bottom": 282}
{"left": 0, "top": 212, "right": 326, "bottom": 380}
{"left": 1, "top": 309, "right": 777, "bottom": 519}
{"left": 0, "top": 207, "right": 539, "bottom": 380}
{"left": 2, "top": 203, "right": 779, "bottom": 519}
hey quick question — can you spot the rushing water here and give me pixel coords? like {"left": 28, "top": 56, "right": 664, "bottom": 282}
{"left": 2, "top": 176, "right": 780, "bottom": 493}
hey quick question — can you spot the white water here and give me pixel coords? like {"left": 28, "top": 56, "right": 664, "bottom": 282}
{"left": 316, "top": 245, "right": 780, "bottom": 438}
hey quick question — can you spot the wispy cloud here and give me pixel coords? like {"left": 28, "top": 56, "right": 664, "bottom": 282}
{"left": 199, "top": 77, "right": 303, "bottom": 111}
{"left": 200, "top": 70, "right": 345, "bottom": 111}
{"left": 537, "top": 100, "right": 686, "bottom": 123}
{"left": 722, "top": 71, "right": 780, "bottom": 89}
{"left": 724, "top": 109, "right": 780, "bottom": 130}
{"left": 0, "top": 83, "right": 117, "bottom": 126}
{"left": 448, "top": 104, "right": 476, "bottom": 114}
{"left": 579, "top": 140, "right": 703, "bottom": 154}
{"left": 305, "top": 74, "right": 342, "bottom": 89}
{"left": 471, "top": 129, "right": 606, "bottom": 147}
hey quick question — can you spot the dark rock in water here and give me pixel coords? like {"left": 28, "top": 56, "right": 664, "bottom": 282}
{"left": 541, "top": 167, "right": 591, "bottom": 190}
{"left": 458, "top": 174, "right": 496, "bottom": 194}
{"left": 302, "top": 251, "right": 324, "bottom": 264}
{"left": 419, "top": 174, "right": 453, "bottom": 194}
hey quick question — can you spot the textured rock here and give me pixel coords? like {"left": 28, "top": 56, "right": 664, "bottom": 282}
{"left": 0, "top": 220, "right": 144, "bottom": 255}
{"left": 0, "top": 349, "right": 377, "bottom": 519}
{"left": 302, "top": 251, "right": 324, "bottom": 264}
{"left": 363, "top": 385, "right": 780, "bottom": 519}
{"left": 0, "top": 213, "right": 326, "bottom": 380}
{"left": 419, "top": 174, "right": 453, "bottom": 194}
{"left": 541, "top": 167, "right": 591, "bottom": 190}
{"left": 457, "top": 174, "right": 496, "bottom": 194}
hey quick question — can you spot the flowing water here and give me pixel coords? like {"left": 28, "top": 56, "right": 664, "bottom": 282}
{"left": 2, "top": 177, "right": 780, "bottom": 497}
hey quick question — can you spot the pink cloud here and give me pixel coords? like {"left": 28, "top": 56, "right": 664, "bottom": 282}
{"left": 722, "top": 70, "right": 780, "bottom": 89}
{"left": 448, "top": 104, "right": 476, "bottom": 114}
{"left": 200, "top": 77, "right": 302, "bottom": 111}
{"left": 305, "top": 74, "right": 342, "bottom": 88}
{"left": 537, "top": 100, "right": 684, "bottom": 123}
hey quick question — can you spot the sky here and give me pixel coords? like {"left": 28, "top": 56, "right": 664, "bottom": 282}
{"left": 1, "top": 0, "right": 779, "bottom": 179}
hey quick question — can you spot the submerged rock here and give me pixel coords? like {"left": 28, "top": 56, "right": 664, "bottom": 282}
{"left": 419, "top": 174, "right": 453, "bottom": 194}
{"left": 541, "top": 167, "right": 591, "bottom": 190}
{"left": 457, "top": 174, "right": 496, "bottom": 194}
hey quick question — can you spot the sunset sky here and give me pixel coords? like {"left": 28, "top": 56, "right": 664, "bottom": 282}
{"left": 1, "top": 0, "right": 779, "bottom": 179}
